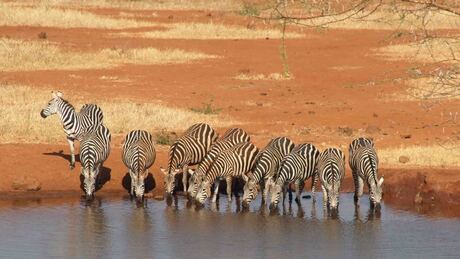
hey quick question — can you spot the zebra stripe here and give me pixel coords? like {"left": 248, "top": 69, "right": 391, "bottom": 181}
{"left": 80, "top": 124, "right": 111, "bottom": 200}
{"left": 349, "top": 137, "right": 384, "bottom": 207}
{"left": 161, "top": 123, "right": 218, "bottom": 195}
{"left": 196, "top": 142, "right": 259, "bottom": 204}
{"left": 40, "top": 91, "right": 104, "bottom": 170}
{"left": 270, "top": 143, "right": 320, "bottom": 208}
{"left": 187, "top": 127, "right": 250, "bottom": 199}
{"left": 122, "top": 130, "right": 156, "bottom": 202}
{"left": 317, "top": 147, "right": 345, "bottom": 210}
{"left": 242, "top": 137, "right": 295, "bottom": 206}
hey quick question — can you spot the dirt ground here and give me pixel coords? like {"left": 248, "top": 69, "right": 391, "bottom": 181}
{"left": 0, "top": 5, "right": 459, "bottom": 216}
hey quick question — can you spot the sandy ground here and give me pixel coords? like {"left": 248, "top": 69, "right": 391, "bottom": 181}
{"left": 0, "top": 7, "right": 459, "bottom": 216}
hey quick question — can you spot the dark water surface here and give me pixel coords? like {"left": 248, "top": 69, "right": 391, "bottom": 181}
{"left": 0, "top": 193, "right": 459, "bottom": 259}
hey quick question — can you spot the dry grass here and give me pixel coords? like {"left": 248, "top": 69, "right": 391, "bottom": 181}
{"left": 403, "top": 77, "right": 460, "bottom": 100}
{"left": 0, "top": 84, "right": 235, "bottom": 144}
{"left": 234, "top": 72, "right": 292, "bottom": 81}
{"left": 116, "top": 22, "right": 303, "bottom": 40}
{"left": 379, "top": 145, "right": 460, "bottom": 168}
{"left": 376, "top": 38, "right": 460, "bottom": 63}
{"left": 0, "top": 3, "right": 154, "bottom": 29}
{"left": 0, "top": 38, "right": 217, "bottom": 71}
{"left": 119, "top": 11, "right": 158, "bottom": 18}
{"left": 15, "top": 0, "right": 240, "bottom": 11}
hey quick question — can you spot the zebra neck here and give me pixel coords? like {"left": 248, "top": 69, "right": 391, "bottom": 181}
{"left": 57, "top": 103, "right": 77, "bottom": 132}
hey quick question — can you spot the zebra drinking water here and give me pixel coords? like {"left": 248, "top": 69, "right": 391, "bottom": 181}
{"left": 122, "top": 130, "right": 156, "bottom": 203}
{"left": 161, "top": 123, "right": 218, "bottom": 196}
{"left": 40, "top": 91, "right": 104, "bottom": 170}
{"left": 195, "top": 142, "right": 259, "bottom": 205}
{"left": 80, "top": 124, "right": 111, "bottom": 201}
{"left": 242, "top": 137, "right": 295, "bottom": 207}
{"left": 349, "top": 137, "right": 383, "bottom": 208}
{"left": 187, "top": 127, "right": 250, "bottom": 200}
{"left": 270, "top": 143, "right": 320, "bottom": 209}
{"left": 317, "top": 147, "right": 345, "bottom": 210}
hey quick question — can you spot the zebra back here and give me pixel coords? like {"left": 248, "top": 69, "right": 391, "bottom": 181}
{"left": 276, "top": 143, "right": 319, "bottom": 185}
{"left": 317, "top": 148, "right": 345, "bottom": 187}
{"left": 250, "top": 137, "right": 295, "bottom": 183}
{"left": 122, "top": 130, "right": 156, "bottom": 175}
{"left": 80, "top": 124, "right": 111, "bottom": 170}
{"left": 166, "top": 123, "right": 218, "bottom": 173}
{"left": 204, "top": 142, "right": 259, "bottom": 184}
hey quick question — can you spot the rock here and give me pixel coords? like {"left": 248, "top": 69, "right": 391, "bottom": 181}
{"left": 38, "top": 32, "right": 47, "bottom": 39}
{"left": 399, "top": 156, "right": 410, "bottom": 164}
{"left": 365, "top": 125, "right": 381, "bottom": 134}
{"left": 12, "top": 176, "right": 41, "bottom": 191}
{"left": 400, "top": 134, "right": 412, "bottom": 139}
{"left": 337, "top": 126, "right": 353, "bottom": 136}
{"left": 168, "top": 15, "right": 174, "bottom": 19}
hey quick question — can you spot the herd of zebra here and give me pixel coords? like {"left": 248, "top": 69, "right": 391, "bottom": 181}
{"left": 40, "top": 92, "right": 383, "bottom": 211}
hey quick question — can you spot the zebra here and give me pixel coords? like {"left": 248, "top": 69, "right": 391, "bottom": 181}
{"left": 242, "top": 137, "right": 295, "bottom": 207}
{"left": 317, "top": 147, "right": 345, "bottom": 210}
{"left": 40, "top": 91, "right": 104, "bottom": 170}
{"left": 269, "top": 143, "right": 320, "bottom": 209}
{"left": 187, "top": 127, "right": 250, "bottom": 200}
{"left": 80, "top": 124, "right": 111, "bottom": 201}
{"left": 122, "top": 130, "right": 156, "bottom": 203}
{"left": 161, "top": 123, "right": 218, "bottom": 196}
{"left": 349, "top": 137, "right": 384, "bottom": 207}
{"left": 195, "top": 142, "right": 259, "bottom": 205}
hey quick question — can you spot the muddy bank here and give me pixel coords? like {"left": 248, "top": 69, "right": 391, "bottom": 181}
{"left": 0, "top": 144, "right": 459, "bottom": 217}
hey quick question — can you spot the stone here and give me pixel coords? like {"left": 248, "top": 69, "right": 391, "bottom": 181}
{"left": 337, "top": 126, "right": 353, "bottom": 136}
{"left": 12, "top": 176, "right": 41, "bottom": 191}
{"left": 399, "top": 156, "right": 410, "bottom": 164}
{"left": 365, "top": 125, "right": 381, "bottom": 134}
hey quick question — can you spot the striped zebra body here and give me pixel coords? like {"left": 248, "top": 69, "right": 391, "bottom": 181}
{"left": 349, "top": 137, "right": 383, "bottom": 207}
{"left": 242, "top": 137, "right": 294, "bottom": 207}
{"left": 161, "top": 123, "right": 218, "bottom": 195}
{"left": 122, "top": 130, "right": 156, "bottom": 202}
{"left": 317, "top": 148, "right": 345, "bottom": 210}
{"left": 80, "top": 124, "right": 111, "bottom": 200}
{"left": 196, "top": 142, "right": 259, "bottom": 204}
{"left": 187, "top": 128, "right": 250, "bottom": 199}
{"left": 40, "top": 91, "right": 104, "bottom": 170}
{"left": 270, "top": 143, "right": 320, "bottom": 208}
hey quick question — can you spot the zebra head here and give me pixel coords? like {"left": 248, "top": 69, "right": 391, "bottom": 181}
{"left": 40, "top": 91, "right": 63, "bottom": 118}
{"left": 81, "top": 166, "right": 98, "bottom": 201}
{"left": 130, "top": 169, "right": 148, "bottom": 203}
{"left": 195, "top": 180, "right": 211, "bottom": 205}
{"left": 269, "top": 181, "right": 283, "bottom": 209}
{"left": 161, "top": 167, "right": 180, "bottom": 195}
{"left": 242, "top": 173, "right": 259, "bottom": 207}
{"left": 187, "top": 169, "right": 203, "bottom": 198}
{"left": 370, "top": 177, "right": 384, "bottom": 207}
{"left": 327, "top": 185, "right": 340, "bottom": 210}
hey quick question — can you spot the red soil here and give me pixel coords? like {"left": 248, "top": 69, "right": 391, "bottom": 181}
{"left": 0, "top": 8, "right": 459, "bottom": 216}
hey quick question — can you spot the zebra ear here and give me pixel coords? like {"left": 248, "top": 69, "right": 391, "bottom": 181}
{"left": 52, "top": 91, "right": 63, "bottom": 99}
{"left": 378, "top": 177, "right": 384, "bottom": 186}
{"left": 173, "top": 168, "right": 181, "bottom": 175}
{"left": 160, "top": 167, "right": 167, "bottom": 175}
{"left": 242, "top": 174, "right": 248, "bottom": 182}
{"left": 188, "top": 169, "right": 195, "bottom": 176}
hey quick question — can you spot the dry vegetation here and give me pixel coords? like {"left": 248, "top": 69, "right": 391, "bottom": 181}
{"left": 0, "top": 84, "right": 234, "bottom": 144}
{"left": 0, "top": 3, "right": 154, "bottom": 29}
{"left": 117, "top": 22, "right": 303, "bottom": 40}
{"left": 0, "top": 38, "right": 217, "bottom": 71}
{"left": 379, "top": 145, "right": 460, "bottom": 168}
{"left": 234, "top": 72, "right": 292, "bottom": 81}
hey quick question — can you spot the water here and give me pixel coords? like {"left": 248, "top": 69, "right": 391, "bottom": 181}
{"left": 0, "top": 194, "right": 459, "bottom": 259}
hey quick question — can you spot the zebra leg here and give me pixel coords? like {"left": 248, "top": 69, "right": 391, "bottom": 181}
{"left": 311, "top": 170, "right": 319, "bottom": 202}
{"left": 182, "top": 165, "right": 188, "bottom": 194}
{"left": 352, "top": 171, "right": 360, "bottom": 204}
{"left": 357, "top": 177, "right": 364, "bottom": 199}
{"left": 226, "top": 177, "right": 233, "bottom": 202}
{"left": 321, "top": 184, "right": 328, "bottom": 210}
{"left": 211, "top": 180, "right": 221, "bottom": 203}
{"left": 262, "top": 180, "right": 269, "bottom": 204}
{"left": 295, "top": 180, "right": 305, "bottom": 204}
{"left": 67, "top": 137, "right": 75, "bottom": 170}
{"left": 282, "top": 184, "right": 287, "bottom": 206}
{"left": 288, "top": 184, "right": 293, "bottom": 203}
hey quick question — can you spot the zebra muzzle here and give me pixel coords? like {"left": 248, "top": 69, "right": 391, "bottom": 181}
{"left": 40, "top": 110, "right": 47, "bottom": 118}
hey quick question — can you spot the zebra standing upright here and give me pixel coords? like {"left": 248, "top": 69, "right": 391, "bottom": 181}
{"left": 195, "top": 142, "right": 259, "bottom": 205}
{"left": 270, "top": 143, "right": 320, "bottom": 209}
{"left": 242, "top": 137, "right": 295, "bottom": 207}
{"left": 122, "top": 130, "right": 156, "bottom": 203}
{"left": 80, "top": 124, "right": 111, "bottom": 201}
{"left": 187, "top": 128, "right": 250, "bottom": 200}
{"left": 161, "top": 123, "right": 218, "bottom": 196}
{"left": 40, "top": 91, "right": 104, "bottom": 170}
{"left": 349, "top": 137, "right": 384, "bottom": 207}
{"left": 317, "top": 147, "right": 345, "bottom": 210}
